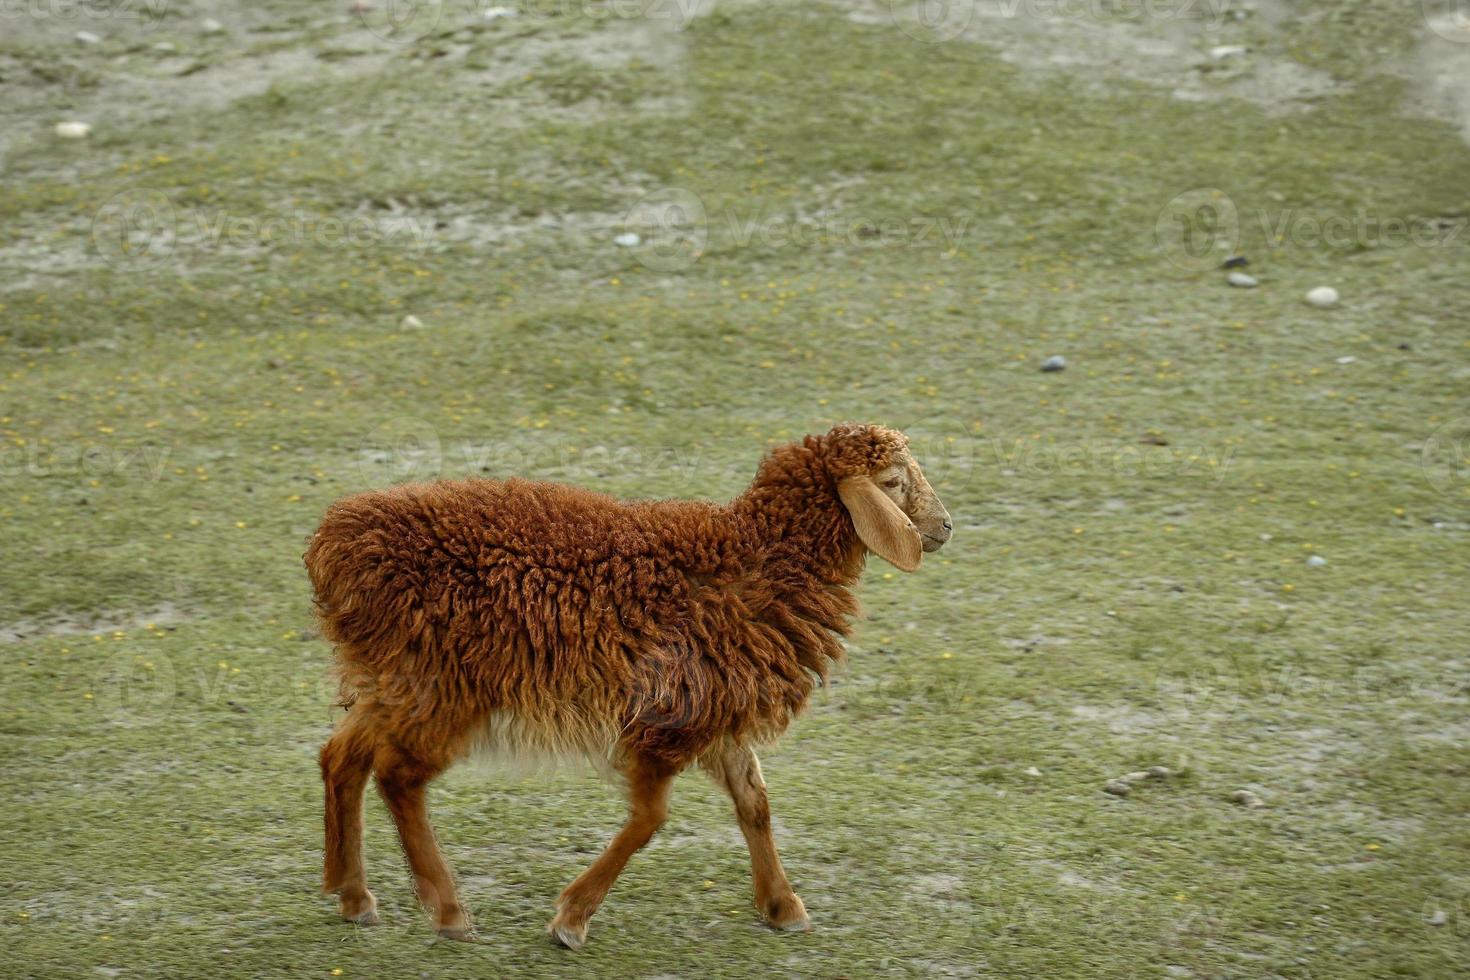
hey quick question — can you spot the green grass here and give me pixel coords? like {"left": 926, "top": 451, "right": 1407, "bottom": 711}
{"left": 2, "top": 1, "right": 1469, "bottom": 976}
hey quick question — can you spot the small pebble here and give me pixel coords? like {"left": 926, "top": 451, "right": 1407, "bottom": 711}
{"left": 75, "top": 30, "right": 102, "bottom": 44}
{"left": 1147, "top": 766, "right": 1172, "bottom": 779}
{"left": 1335, "top": 355, "right": 1356, "bottom": 364}
{"left": 482, "top": 6, "right": 518, "bottom": 18}
{"left": 1306, "top": 555, "right": 1327, "bottom": 568}
{"left": 1306, "top": 286, "right": 1339, "bottom": 307}
{"left": 1024, "top": 766, "right": 1042, "bottom": 777}
{"left": 1227, "top": 271, "right": 1258, "bottom": 288}
{"left": 1210, "top": 45, "right": 1247, "bottom": 59}
{"left": 201, "top": 18, "right": 224, "bottom": 34}
{"left": 1230, "top": 789, "right": 1266, "bottom": 809}
{"left": 1427, "top": 909, "right": 1448, "bottom": 927}
{"left": 1040, "top": 355, "right": 1067, "bottom": 372}
{"left": 400, "top": 314, "right": 424, "bottom": 330}
{"left": 1104, "top": 780, "right": 1132, "bottom": 797}
{"left": 152, "top": 42, "right": 177, "bottom": 52}
{"left": 1121, "top": 770, "right": 1152, "bottom": 784}
{"left": 55, "top": 121, "right": 91, "bottom": 139}
{"left": 614, "top": 232, "right": 641, "bottom": 247}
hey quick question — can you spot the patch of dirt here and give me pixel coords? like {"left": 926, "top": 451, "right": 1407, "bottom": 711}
{"left": 1408, "top": 16, "right": 1470, "bottom": 144}
{"left": 848, "top": 0, "right": 1342, "bottom": 112}
{"left": 0, "top": 602, "right": 189, "bottom": 644}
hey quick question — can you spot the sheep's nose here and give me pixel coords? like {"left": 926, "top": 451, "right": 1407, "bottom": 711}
{"left": 942, "top": 520, "right": 953, "bottom": 532}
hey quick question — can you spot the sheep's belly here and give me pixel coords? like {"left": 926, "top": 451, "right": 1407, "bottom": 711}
{"left": 464, "top": 707, "right": 622, "bottom": 776}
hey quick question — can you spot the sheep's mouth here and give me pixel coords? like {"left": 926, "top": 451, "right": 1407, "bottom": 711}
{"left": 921, "top": 533, "right": 949, "bottom": 553}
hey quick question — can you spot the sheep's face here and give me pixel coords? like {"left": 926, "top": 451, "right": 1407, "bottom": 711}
{"left": 871, "top": 450, "right": 952, "bottom": 555}
{"left": 828, "top": 424, "right": 952, "bottom": 573}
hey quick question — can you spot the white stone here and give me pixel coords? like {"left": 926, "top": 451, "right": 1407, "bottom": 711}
{"left": 201, "top": 18, "right": 224, "bottom": 34}
{"left": 75, "top": 30, "right": 101, "bottom": 44}
{"left": 1227, "top": 271, "right": 1258, "bottom": 288}
{"left": 614, "top": 232, "right": 641, "bottom": 247}
{"left": 1306, "top": 555, "right": 1327, "bottom": 567}
{"left": 1209, "top": 45, "right": 1247, "bottom": 60}
{"left": 400, "top": 314, "right": 424, "bottom": 330}
{"left": 482, "top": 6, "right": 518, "bottom": 19}
{"left": 55, "top": 121, "right": 91, "bottom": 139}
{"left": 1306, "top": 286, "right": 1339, "bottom": 307}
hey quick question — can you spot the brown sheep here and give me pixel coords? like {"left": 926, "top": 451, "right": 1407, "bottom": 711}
{"left": 306, "top": 422, "right": 952, "bottom": 948}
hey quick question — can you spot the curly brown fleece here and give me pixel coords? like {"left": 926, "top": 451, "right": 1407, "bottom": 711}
{"left": 306, "top": 422, "right": 926, "bottom": 945}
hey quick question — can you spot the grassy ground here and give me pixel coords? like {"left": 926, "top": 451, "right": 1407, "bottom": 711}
{"left": 3, "top": 1, "right": 1469, "bottom": 976}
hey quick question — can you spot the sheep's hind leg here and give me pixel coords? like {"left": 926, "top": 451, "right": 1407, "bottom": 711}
{"left": 320, "top": 709, "right": 379, "bottom": 925}
{"left": 548, "top": 756, "right": 675, "bottom": 950}
{"left": 706, "top": 742, "right": 810, "bottom": 932}
{"left": 374, "top": 742, "right": 474, "bottom": 940}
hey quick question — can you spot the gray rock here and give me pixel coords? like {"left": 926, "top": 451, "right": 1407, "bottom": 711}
{"left": 1040, "top": 355, "right": 1067, "bottom": 372}
{"left": 1230, "top": 789, "right": 1266, "bottom": 809}
{"left": 1104, "top": 780, "right": 1132, "bottom": 797}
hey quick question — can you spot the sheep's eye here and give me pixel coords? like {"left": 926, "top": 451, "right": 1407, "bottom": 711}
{"left": 882, "top": 477, "right": 902, "bottom": 489}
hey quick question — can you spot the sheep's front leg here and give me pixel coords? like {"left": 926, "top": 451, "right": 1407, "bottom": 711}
{"left": 709, "top": 742, "right": 810, "bottom": 932}
{"left": 549, "top": 757, "right": 675, "bottom": 950}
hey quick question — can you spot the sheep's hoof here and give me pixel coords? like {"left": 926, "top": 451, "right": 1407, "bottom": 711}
{"left": 436, "top": 925, "right": 479, "bottom": 943}
{"left": 763, "top": 893, "right": 811, "bottom": 933}
{"left": 548, "top": 919, "right": 588, "bottom": 950}
{"left": 339, "top": 892, "right": 380, "bottom": 926}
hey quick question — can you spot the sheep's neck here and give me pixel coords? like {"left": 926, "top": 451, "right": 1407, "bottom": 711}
{"left": 731, "top": 482, "right": 865, "bottom": 589}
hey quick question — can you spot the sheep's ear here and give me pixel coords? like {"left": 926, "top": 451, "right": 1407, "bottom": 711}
{"left": 837, "top": 475, "right": 922, "bottom": 572}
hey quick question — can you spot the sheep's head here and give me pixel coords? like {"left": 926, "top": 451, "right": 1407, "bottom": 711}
{"left": 824, "top": 423, "right": 953, "bottom": 573}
